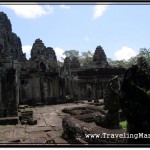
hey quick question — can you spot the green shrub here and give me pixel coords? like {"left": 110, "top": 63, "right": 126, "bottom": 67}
{"left": 120, "top": 121, "right": 127, "bottom": 129}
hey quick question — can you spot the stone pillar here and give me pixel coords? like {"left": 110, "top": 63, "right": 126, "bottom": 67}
{"left": 31, "top": 74, "right": 41, "bottom": 104}
{"left": 78, "top": 82, "right": 81, "bottom": 101}
{"left": 1, "top": 68, "right": 18, "bottom": 117}
{"left": 94, "top": 79, "right": 99, "bottom": 103}
{"left": 15, "top": 69, "right": 20, "bottom": 109}
{"left": 43, "top": 79, "right": 48, "bottom": 103}
{"left": 63, "top": 78, "right": 66, "bottom": 101}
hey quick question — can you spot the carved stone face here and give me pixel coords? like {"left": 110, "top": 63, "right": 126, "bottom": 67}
{"left": 0, "top": 16, "right": 5, "bottom": 29}
{"left": 0, "top": 12, "right": 12, "bottom": 32}
{"left": 64, "top": 57, "right": 71, "bottom": 68}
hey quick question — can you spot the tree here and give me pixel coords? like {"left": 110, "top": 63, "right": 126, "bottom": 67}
{"left": 138, "top": 48, "right": 150, "bottom": 65}
{"left": 63, "top": 50, "right": 79, "bottom": 59}
{"left": 57, "top": 60, "right": 63, "bottom": 67}
{"left": 107, "top": 58, "right": 127, "bottom": 68}
{"left": 125, "top": 48, "right": 150, "bottom": 68}
{"left": 108, "top": 48, "right": 150, "bottom": 69}
{"left": 79, "top": 51, "right": 94, "bottom": 68}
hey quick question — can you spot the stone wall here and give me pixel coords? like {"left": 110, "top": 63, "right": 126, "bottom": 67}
{"left": 0, "top": 59, "right": 20, "bottom": 118}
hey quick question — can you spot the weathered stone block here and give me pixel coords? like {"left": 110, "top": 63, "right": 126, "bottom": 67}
{"left": 0, "top": 117, "right": 18, "bottom": 125}
{"left": 62, "top": 116, "right": 126, "bottom": 144}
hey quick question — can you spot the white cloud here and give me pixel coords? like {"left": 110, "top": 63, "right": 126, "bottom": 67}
{"left": 84, "top": 36, "right": 89, "bottom": 42}
{"left": 22, "top": 45, "right": 32, "bottom": 60}
{"left": 115, "top": 46, "right": 137, "bottom": 60}
{"left": 54, "top": 47, "right": 65, "bottom": 61}
{"left": 93, "top": 5, "right": 109, "bottom": 20}
{"left": 59, "top": 5, "right": 70, "bottom": 10}
{"left": 1, "top": 4, "right": 53, "bottom": 19}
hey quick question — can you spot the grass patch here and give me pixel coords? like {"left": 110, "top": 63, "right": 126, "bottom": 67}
{"left": 120, "top": 121, "right": 127, "bottom": 129}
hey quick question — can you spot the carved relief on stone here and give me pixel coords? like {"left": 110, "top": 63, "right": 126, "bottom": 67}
{"left": 0, "top": 12, "right": 26, "bottom": 61}
{"left": 70, "top": 56, "right": 80, "bottom": 69}
{"left": 31, "top": 38, "right": 46, "bottom": 60}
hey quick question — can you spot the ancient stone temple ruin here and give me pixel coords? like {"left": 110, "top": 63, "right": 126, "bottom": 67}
{"left": 20, "top": 38, "right": 59, "bottom": 105}
{"left": 0, "top": 12, "right": 25, "bottom": 124}
{"left": 0, "top": 12, "right": 126, "bottom": 124}
{"left": 1, "top": 11, "right": 150, "bottom": 145}
{"left": 70, "top": 46, "right": 125, "bottom": 102}
{"left": 93, "top": 45, "right": 109, "bottom": 68}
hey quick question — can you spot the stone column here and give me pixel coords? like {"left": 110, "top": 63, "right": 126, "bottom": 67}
{"left": 15, "top": 69, "right": 19, "bottom": 109}
{"left": 62, "top": 78, "right": 66, "bottom": 101}
{"left": 78, "top": 82, "right": 81, "bottom": 101}
{"left": 94, "top": 79, "right": 99, "bottom": 103}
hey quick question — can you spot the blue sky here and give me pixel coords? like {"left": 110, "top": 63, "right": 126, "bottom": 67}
{"left": 0, "top": 3, "right": 150, "bottom": 61}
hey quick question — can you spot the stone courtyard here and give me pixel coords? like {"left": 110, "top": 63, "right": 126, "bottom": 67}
{"left": 0, "top": 102, "right": 87, "bottom": 144}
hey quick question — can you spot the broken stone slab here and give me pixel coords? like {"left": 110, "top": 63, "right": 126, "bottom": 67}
{"left": 0, "top": 117, "right": 18, "bottom": 125}
{"left": 47, "top": 130, "right": 63, "bottom": 139}
{"left": 74, "top": 101, "right": 85, "bottom": 104}
{"left": 70, "top": 109, "right": 94, "bottom": 116}
{"left": 62, "top": 106, "right": 94, "bottom": 115}
{"left": 62, "top": 116, "right": 127, "bottom": 144}
{"left": 94, "top": 101, "right": 104, "bottom": 106}
{"left": 36, "top": 119, "right": 47, "bottom": 127}
{"left": 19, "top": 105, "right": 29, "bottom": 109}
{"left": 26, "top": 126, "right": 52, "bottom": 133}
{"left": 27, "top": 118, "right": 37, "bottom": 125}
{"left": 20, "top": 109, "right": 33, "bottom": 121}
{"left": 74, "top": 101, "right": 81, "bottom": 104}
{"left": 3, "top": 130, "right": 14, "bottom": 140}
{"left": 27, "top": 131, "right": 49, "bottom": 140}
{"left": 33, "top": 137, "right": 47, "bottom": 144}
{"left": 53, "top": 126, "right": 63, "bottom": 131}
{"left": 33, "top": 113, "right": 42, "bottom": 120}
{"left": 13, "top": 128, "right": 27, "bottom": 139}
{"left": 86, "top": 105, "right": 107, "bottom": 115}
{"left": 99, "top": 99, "right": 104, "bottom": 103}
{"left": 44, "top": 116, "right": 62, "bottom": 127}
{"left": 74, "top": 112, "right": 102, "bottom": 123}
{"left": 7, "top": 139, "right": 22, "bottom": 144}
{"left": 22, "top": 138, "right": 35, "bottom": 144}
{"left": 21, "top": 109, "right": 33, "bottom": 115}
{"left": 21, "top": 120, "right": 27, "bottom": 125}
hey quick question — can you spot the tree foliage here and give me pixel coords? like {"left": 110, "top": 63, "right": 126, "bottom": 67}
{"left": 108, "top": 48, "right": 150, "bottom": 69}
{"left": 57, "top": 60, "right": 63, "bottom": 67}
{"left": 58, "top": 48, "right": 150, "bottom": 69}
{"left": 138, "top": 48, "right": 150, "bottom": 65}
{"left": 107, "top": 58, "right": 127, "bottom": 68}
{"left": 79, "top": 51, "right": 94, "bottom": 68}
{"left": 63, "top": 50, "right": 79, "bottom": 59}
